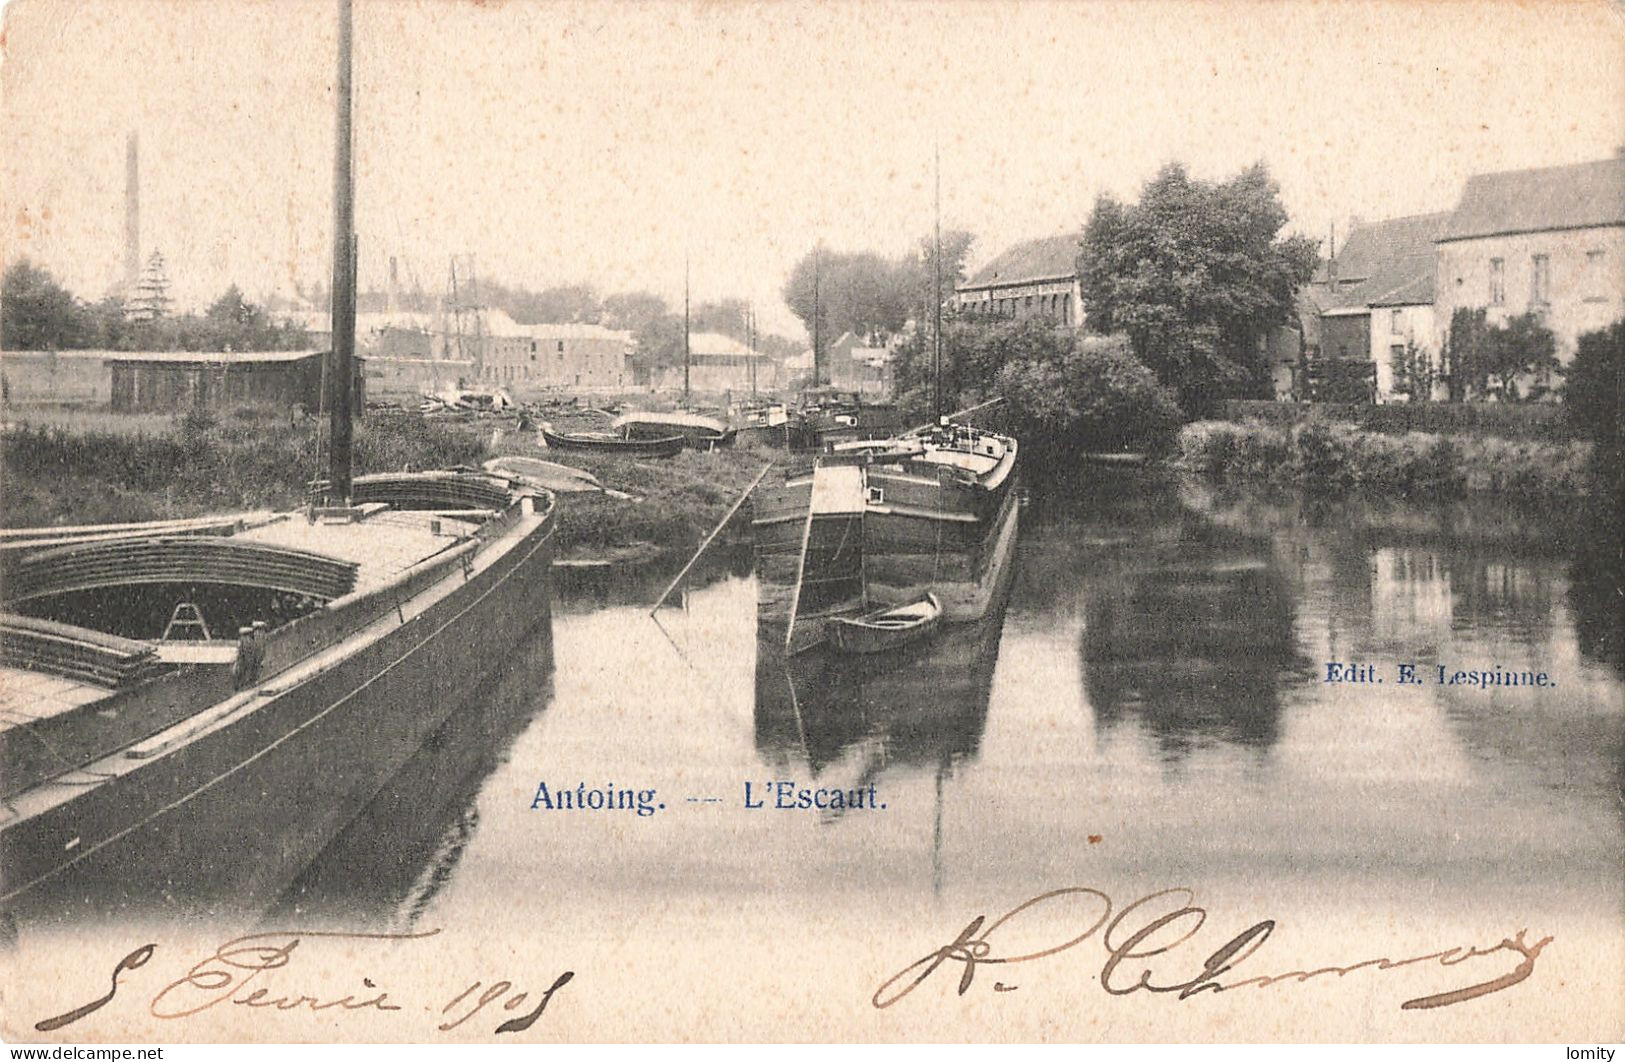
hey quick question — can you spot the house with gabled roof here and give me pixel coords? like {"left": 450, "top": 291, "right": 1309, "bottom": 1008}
{"left": 1433, "top": 155, "right": 1624, "bottom": 365}
{"left": 1318, "top": 211, "right": 1450, "bottom": 400}
{"left": 954, "top": 232, "right": 1084, "bottom": 326}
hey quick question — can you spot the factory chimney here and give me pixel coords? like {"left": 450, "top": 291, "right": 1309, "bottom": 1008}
{"left": 124, "top": 132, "right": 141, "bottom": 296}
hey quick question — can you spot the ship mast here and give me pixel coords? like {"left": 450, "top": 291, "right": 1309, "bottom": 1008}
{"left": 933, "top": 143, "right": 943, "bottom": 421}
{"left": 683, "top": 255, "right": 691, "bottom": 406}
{"left": 327, "top": 0, "right": 356, "bottom": 501}
{"left": 812, "top": 244, "right": 822, "bottom": 387}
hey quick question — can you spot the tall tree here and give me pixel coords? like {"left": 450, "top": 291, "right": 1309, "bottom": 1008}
{"left": 783, "top": 248, "right": 913, "bottom": 347}
{"left": 1, "top": 260, "right": 92, "bottom": 349}
{"left": 1079, "top": 162, "right": 1318, "bottom": 413}
{"left": 912, "top": 228, "right": 976, "bottom": 323}
{"left": 690, "top": 298, "right": 751, "bottom": 340}
{"left": 601, "top": 291, "right": 669, "bottom": 332}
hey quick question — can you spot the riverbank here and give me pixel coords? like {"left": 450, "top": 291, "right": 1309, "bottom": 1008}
{"left": 0, "top": 406, "right": 770, "bottom": 565}
{"left": 487, "top": 427, "right": 767, "bottom": 560}
{"left": 1175, "top": 418, "right": 1595, "bottom": 500}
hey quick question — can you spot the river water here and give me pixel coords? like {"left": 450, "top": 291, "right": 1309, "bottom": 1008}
{"left": 257, "top": 471, "right": 1623, "bottom": 1038}
{"left": 278, "top": 472, "right": 1623, "bottom": 919}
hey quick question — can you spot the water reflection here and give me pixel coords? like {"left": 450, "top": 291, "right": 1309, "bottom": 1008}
{"left": 1080, "top": 529, "right": 1301, "bottom": 756}
{"left": 269, "top": 602, "right": 557, "bottom": 928}
{"left": 245, "top": 471, "right": 1621, "bottom": 930}
{"left": 1170, "top": 478, "right": 1623, "bottom": 798}
{"left": 753, "top": 601, "right": 1007, "bottom": 779}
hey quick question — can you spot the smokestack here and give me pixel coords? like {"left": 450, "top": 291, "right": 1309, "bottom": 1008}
{"left": 388, "top": 256, "right": 399, "bottom": 314}
{"left": 124, "top": 132, "right": 140, "bottom": 295}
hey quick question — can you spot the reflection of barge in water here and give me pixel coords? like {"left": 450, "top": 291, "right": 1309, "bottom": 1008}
{"left": 753, "top": 514, "right": 1017, "bottom": 778}
{"left": 0, "top": 474, "right": 557, "bottom": 923}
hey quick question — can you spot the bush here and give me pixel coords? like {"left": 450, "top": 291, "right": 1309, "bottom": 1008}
{"left": 1176, "top": 418, "right": 1589, "bottom": 501}
{"left": 996, "top": 333, "right": 1183, "bottom": 456}
{"left": 1565, "top": 320, "right": 1623, "bottom": 453}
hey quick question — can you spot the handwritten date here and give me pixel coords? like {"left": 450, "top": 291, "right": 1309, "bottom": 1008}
{"left": 36, "top": 929, "right": 573, "bottom": 1037}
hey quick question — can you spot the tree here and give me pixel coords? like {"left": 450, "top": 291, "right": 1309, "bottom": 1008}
{"left": 1485, "top": 312, "right": 1559, "bottom": 400}
{"left": 1391, "top": 339, "right": 1436, "bottom": 401}
{"left": 690, "top": 298, "right": 750, "bottom": 341}
{"left": 1444, "top": 308, "right": 1559, "bottom": 401}
{"left": 630, "top": 313, "right": 687, "bottom": 378}
{"left": 126, "top": 250, "right": 173, "bottom": 321}
{"left": 890, "top": 312, "right": 1181, "bottom": 456}
{"left": 1, "top": 260, "right": 92, "bottom": 349}
{"left": 997, "top": 333, "right": 1183, "bottom": 456}
{"left": 1078, "top": 162, "right": 1319, "bottom": 414}
{"left": 600, "top": 291, "right": 668, "bottom": 332}
{"left": 911, "top": 229, "right": 976, "bottom": 327}
{"left": 206, "top": 284, "right": 256, "bottom": 326}
{"left": 1566, "top": 320, "right": 1623, "bottom": 453}
{"left": 783, "top": 248, "right": 913, "bottom": 349}
{"left": 488, "top": 282, "right": 601, "bottom": 325}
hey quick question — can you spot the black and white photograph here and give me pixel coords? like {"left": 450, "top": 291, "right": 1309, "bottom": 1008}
{"left": 0, "top": 0, "right": 1621, "bottom": 1045}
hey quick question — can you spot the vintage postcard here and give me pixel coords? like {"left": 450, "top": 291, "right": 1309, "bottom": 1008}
{"left": 1, "top": 0, "right": 1622, "bottom": 1045}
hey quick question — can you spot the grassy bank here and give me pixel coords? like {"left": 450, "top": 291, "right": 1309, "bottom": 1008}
{"left": 2, "top": 405, "right": 772, "bottom": 563}
{"left": 1, "top": 406, "right": 488, "bottom": 526}
{"left": 488, "top": 433, "right": 769, "bottom": 558}
{"left": 1175, "top": 419, "right": 1594, "bottom": 499}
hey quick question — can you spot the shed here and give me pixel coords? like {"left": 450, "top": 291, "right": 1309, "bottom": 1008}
{"left": 107, "top": 350, "right": 364, "bottom": 414}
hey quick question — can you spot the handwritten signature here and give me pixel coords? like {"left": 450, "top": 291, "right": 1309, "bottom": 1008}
{"left": 874, "top": 887, "right": 1553, "bottom": 1012}
{"left": 36, "top": 929, "right": 574, "bottom": 1036}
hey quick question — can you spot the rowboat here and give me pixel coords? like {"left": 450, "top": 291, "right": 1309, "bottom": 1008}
{"left": 540, "top": 425, "right": 684, "bottom": 458}
{"left": 827, "top": 593, "right": 942, "bottom": 654}
{"left": 1082, "top": 451, "right": 1149, "bottom": 467}
{"left": 613, "top": 410, "right": 737, "bottom": 449}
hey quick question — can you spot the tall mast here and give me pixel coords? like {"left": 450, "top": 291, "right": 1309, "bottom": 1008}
{"left": 328, "top": 0, "right": 355, "bottom": 500}
{"left": 812, "top": 245, "right": 822, "bottom": 387}
{"left": 683, "top": 256, "right": 691, "bottom": 406}
{"left": 933, "top": 143, "right": 943, "bottom": 420}
{"left": 747, "top": 301, "right": 757, "bottom": 397}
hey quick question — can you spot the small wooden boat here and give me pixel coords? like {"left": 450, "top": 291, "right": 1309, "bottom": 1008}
{"left": 540, "top": 426, "right": 684, "bottom": 458}
{"left": 613, "top": 411, "right": 737, "bottom": 449}
{"left": 826, "top": 593, "right": 943, "bottom": 654}
{"left": 1081, "top": 451, "right": 1149, "bottom": 467}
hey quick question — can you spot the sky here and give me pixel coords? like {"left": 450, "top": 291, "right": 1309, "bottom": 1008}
{"left": 3, "top": 0, "right": 1623, "bottom": 339}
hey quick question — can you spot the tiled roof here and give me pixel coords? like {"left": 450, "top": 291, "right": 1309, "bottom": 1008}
{"left": 1324, "top": 212, "right": 1448, "bottom": 309}
{"left": 1440, "top": 157, "right": 1625, "bottom": 242}
{"left": 961, "top": 232, "right": 1083, "bottom": 289}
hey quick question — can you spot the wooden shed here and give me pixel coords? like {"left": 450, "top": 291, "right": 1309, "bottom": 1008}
{"left": 107, "top": 350, "right": 364, "bottom": 414}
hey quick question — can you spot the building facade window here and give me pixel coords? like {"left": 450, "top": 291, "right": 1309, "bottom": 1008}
{"left": 1390, "top": 309, "right": 1404, "bottom": 335}
{"left": 1530, "top": 254, "right": 1550, "bottom": 308}
{"left": 1585, "top": 249, "right": 1608, "bottom": 302}
{"left": 1489, "top": 258, "right": 1505, "bottom": 305}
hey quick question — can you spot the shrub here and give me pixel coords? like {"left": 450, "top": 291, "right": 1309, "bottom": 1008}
{"left": 996, "top": 333, "right": 1183, "bottom": 457}
{"left": 1565, "top": 320, "right": 1623, "bottom": 455}
{"left": 1175, "top": 418, "right": 1588, "bottom": 501}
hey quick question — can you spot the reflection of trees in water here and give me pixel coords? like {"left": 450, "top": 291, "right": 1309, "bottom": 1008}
{"left": 268, "top": 608, "right": 557, "bottom": 928}
{"left": 1568, "top": 491, "right": 1623, "bottom": 676}
{"left": 1079, "top": 518, "right": 1300, "bottom": 757}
